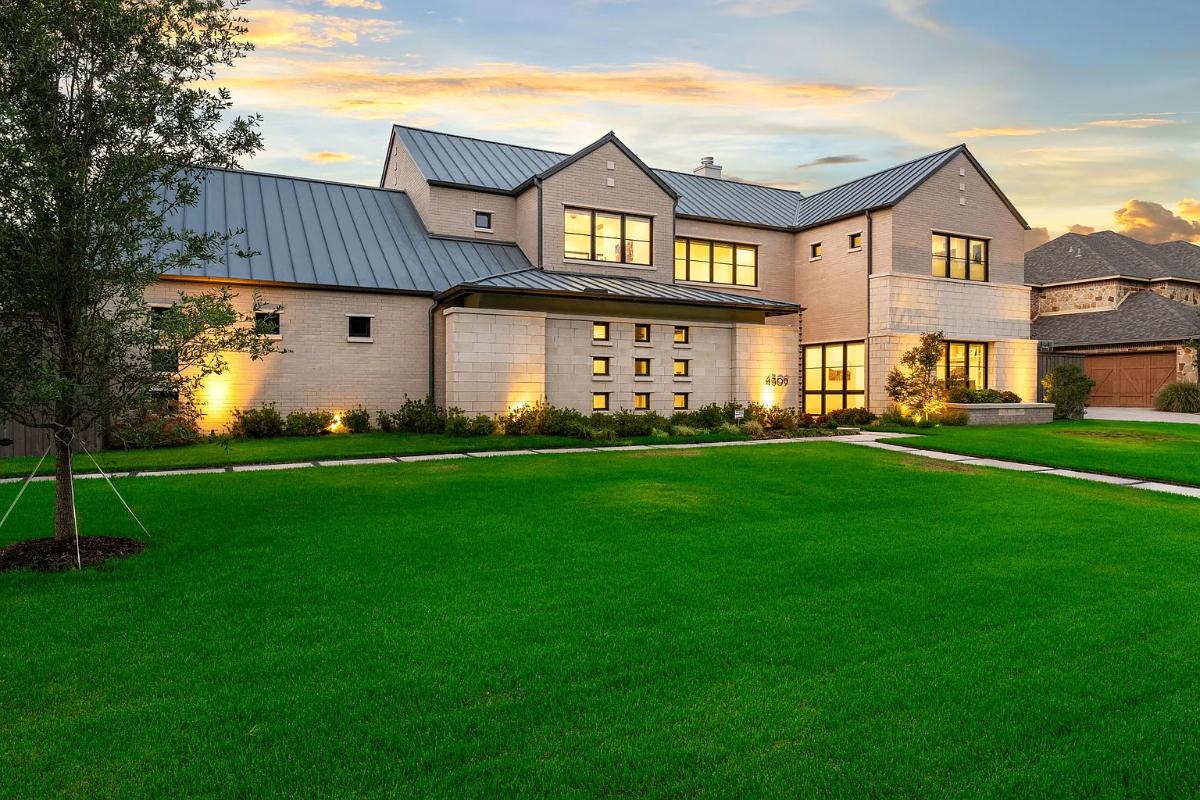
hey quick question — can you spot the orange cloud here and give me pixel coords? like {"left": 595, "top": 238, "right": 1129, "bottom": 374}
{"left": 1087, "top": 117, "right": 1179, "bottom": 129}
{"left": 305, "top": 151, "right": 355, "bottom": 162}
{"left": 244, "top": 8, "right": 403, "bottom": 49}
{"left": 1113, "top": 199, "right": 1200, "bottom": 243}
{"left": 321, "top": 0, "right": 383, "bottom": 8}
{"left": 1068, "top": 224, "right": 1096, "bottom": 235}
{"left": 950, "top": 126, "right": 1075, "bottom": 138}
{"left": 222, "top": 58, "right": 895, "bottom": 120}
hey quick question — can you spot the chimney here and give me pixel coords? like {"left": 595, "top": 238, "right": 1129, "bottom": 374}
{"left": 693, "top": 155, "right": 723, "bottom": 180}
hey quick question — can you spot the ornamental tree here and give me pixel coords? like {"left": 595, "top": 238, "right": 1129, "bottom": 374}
{"left": 0, "top": 0, "right": 282, "bottom": 542}
{"left": 884, "top": 331, "right": 947, "bottom": 422}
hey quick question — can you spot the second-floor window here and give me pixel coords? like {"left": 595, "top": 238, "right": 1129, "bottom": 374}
{"left": 564, "top": 208, "right": 651, "bottom": 265}
{"left": 673, "top": 238, "right": 757, "bottom": 286}
{"left": 932, "top": 233, "right": 988, "bottom": 281}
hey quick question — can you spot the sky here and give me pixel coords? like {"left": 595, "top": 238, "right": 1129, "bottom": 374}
{"left": 218, "top": 0, "right": 1200, "bottom": 248}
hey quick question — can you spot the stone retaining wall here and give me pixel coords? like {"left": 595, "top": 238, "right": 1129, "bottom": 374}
{"left": 946, "top": 402, "right": 1055, "bottom": 426}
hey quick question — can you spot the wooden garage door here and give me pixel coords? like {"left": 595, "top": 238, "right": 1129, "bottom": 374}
{"left": 1085, "top": 352, "right": 1177, "bottom": 407}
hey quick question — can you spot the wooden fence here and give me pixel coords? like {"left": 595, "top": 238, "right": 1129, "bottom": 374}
{"left": 1, "top": 420, "right": 103, "bottom": 460}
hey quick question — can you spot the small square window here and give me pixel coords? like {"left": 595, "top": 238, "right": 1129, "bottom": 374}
{"left": 634, "top": 358, "right": 651, "bottom": 376}
{"left": 347, "top": 315, "right": 372, "bottom": 339}
{"left": 592, "top": 356, "right": 611, "bottom": 376}
{"left": 592, "top": 392, "right": 610, "bottom": 411}
{"left": 255, "top": 310, "right": 281, "bottom": 337}
{"left": 149, "top": 305, "right": 171, "bottom": 329}
{"left": 592, "top": 321, "right": 610, "bottom": 341}
{"left": 474, "top": 210, "right": 492, "bottom": 230}
{"left": 848, "top": 232, "right": 863, "bottom": 250}
{"left": 673, "top": 392, "right": 689, "bottom": 410}
{"left": 673, "top": 326, "right": 690, "bottom": 344}
{"left": 810, "top": 242, "right": 822, "bottom": 259}
{"left": 634, "top": 323, "right": 651, "bottom": 342}
{"left": 673, "top": 359, "right": 690, "bottom": 377}
{"left": 633, "top": 392, "right": 650, "bottom": 411}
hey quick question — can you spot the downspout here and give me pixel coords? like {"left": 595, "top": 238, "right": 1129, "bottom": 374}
{"left": 535, "top": 177, "right": 544, "bottom": 267}
{"left": 427, "top": 299, "right": 438, "bottom": 401}
{"left": 864, "top": 209, "right": 873, "bottom": 410}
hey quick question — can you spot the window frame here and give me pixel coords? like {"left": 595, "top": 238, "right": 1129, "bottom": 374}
{"left": 255, "top": 310, "right": 281, "bottom": 338}
{"left": 592, "top": 392, "right": 610, "bottom": 412}
{"left": 848, "top": 232, "right": 863, "bottom": 251}
{"left": 634, "top": 323, "right": 651, "bottom": 343}
{"left": 564, "top": 207, "right": 652, "bottom": 266}
{"left": 802, "top": 340, "right": 866, "bottom": 415}
{"left": 810, "top": 242, "right": 822, "bottom": 260}
{"left": 673, "top": 326, "right": 690, "bottom": 345}
{"left": 592, "top": 356, "right": 611, "bottom": 376}
{"left": 633, "top": 392, "right": 651, "bottom": 411}
{"left": 473, "top": 210, "right": 493, "bottom": 231}
{"left": 673, "top": 237, "right": 758, "bottom": 287}
{"left": 673, "top": 392, "right": 690, "bottom": 410}
{"left": 346, "top": 314, "right": 373, "bottom": 341}
{"left": 673, "top": 359, "right": 690, "bottom": 377}
{"left": 939, "top": 341, "right": 989, "bottom": 389}
{"left": 592, "top": 321, "right": 610, "bottom": 342}
{"left": 634, "top": 357, "right": 651, "bottom": 377}
{"left": 931, "top": 232, "right": 989, "bottom": 282}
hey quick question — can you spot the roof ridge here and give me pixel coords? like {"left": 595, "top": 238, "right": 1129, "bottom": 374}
{"left": 798, "top": 144, "right": 964, "bottom": 201}
{"left": 392, "top": 124, "right": 569, "bottom": 158}
{"left": 651, "top": 165, "right": 807, "bottom": 197}
{"left": 197, "top": 163, "right": 408, "bottom": 195}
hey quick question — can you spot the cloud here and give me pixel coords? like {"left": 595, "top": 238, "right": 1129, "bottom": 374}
{"left": 951, "top": 116, "right": 1178, "bottom": 139}
{"left": 716, "top": 0, "right": 806, "bottom": 15}
{"left": 1024, "top": 227, "right": 1050, "bottom": 251}
{"left": 1112, "top": 199, "right": 1200, "bottom": 243}
{"left": 795, "top": 154, "right": 867, "bottom": 169}
{"left": 884, "top": 0, "right": 943, "bottom": 33}
{"left": 1068, "top": 224, "right": 1096, "bottom": 235}
{"left": 1087, "top": 117, "right": 1180, "bottom": 129}
{"left": 222, "top": 58, "right": 895, "bottom": 120}
{"left": 244, "top": 8, "right": 404, "bottom": 49}
{"left": 305, "top": 151, "right": 355, "bottom": 162}
{"left": 320, "top": 0, "right": 383, "bottom": 8}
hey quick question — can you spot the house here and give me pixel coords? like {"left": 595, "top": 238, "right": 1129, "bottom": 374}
{"left": 1028, "top": 230, "right": 1200, "bottom": 407}
{"left": 149, "top": 125, "right": 1037, "bottom": 431}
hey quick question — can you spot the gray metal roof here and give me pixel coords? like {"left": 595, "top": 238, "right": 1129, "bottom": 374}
{"left": 1032, "top": 291, "right": 1200, "bottom": 346}
{"left": 163, "top": 168, "right": 531, "bottom": 293}
{"left": 1026, "top": 230, "right": 1200, "bottom": 285}
{"left": 656, "top": 169, "right": 803, "bottom": 227}
{"left": 446, "top": 268, "right": 800, "bottom": 314}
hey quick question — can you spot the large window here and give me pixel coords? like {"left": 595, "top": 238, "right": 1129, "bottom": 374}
{"left": 803, "top": 341, "right": 865, "bottom": 415}
{"left": 564, "top": 208, "right": 651, "bottom": 265}
{"left": 939, "top": 342, "right": 988, "bottom": 389}
{"left": 931, "top": 233, "right": 988, "bottom": 281}
{"left": 674, "top": 238, "right": 757, "bottom": 286}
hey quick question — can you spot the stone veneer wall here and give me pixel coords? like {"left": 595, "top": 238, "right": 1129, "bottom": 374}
{"left": 443, "top": 308, "right": 547, "bottom": 415}
{"left": 1032, "top": 279, "right": 1200, "bottom": 318}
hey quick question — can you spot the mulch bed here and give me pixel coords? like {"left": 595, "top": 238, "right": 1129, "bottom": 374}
{"left": 0, "top": 536, "right": 146, "bottom": 573}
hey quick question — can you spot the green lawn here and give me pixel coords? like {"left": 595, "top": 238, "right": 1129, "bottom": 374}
{"left": 890, "top": 419, "right": 1200, "bottom": 485}
{"left": 0, "top": 428, "right": 751, "bottom": 479}
{"left": 4, "top": 443, "right": 1200, "bottom": 797}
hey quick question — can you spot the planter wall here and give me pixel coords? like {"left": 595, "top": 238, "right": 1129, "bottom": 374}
{"left": 946, "top": 402, "right": 1055, "bottom": 426}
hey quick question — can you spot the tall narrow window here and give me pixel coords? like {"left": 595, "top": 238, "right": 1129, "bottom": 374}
{"left": 564, "top": 208, "right": 652, "bottom": 265}
{"left": 931, "top": 233, "right": 988, "bottom": 281}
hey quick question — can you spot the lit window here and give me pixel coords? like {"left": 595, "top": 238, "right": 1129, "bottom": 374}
{"left": 810, "top": 242, "right": 822, "bottom": 259}
{"left": 634, "top": 358, "right": 651, "bottom": 376}
{"left": 633, "top": 392, "right": 650, "bottom": 411}
{"left": 634, "top": 323, "right": 651, "bottom": 342}
{"left": 674, "top": 238, "right": 757, "bottom": 286}
{"left": 673, "top": 392, "right": 689, "bottom": 410}
{"left": 564, "top": 208, "right": 651, "bottom": 265}
{"left": 592, "top": 321, "right": 610, "bottom": 341}
{"left": 592, "top": 392, "right": 610, "bottom": 411}
{"left": 673, "top": 326, "right": 690, "bottom": 344}
{"left": 474, "top": 210, "right": 493, "bottom": 230}
{"left": 938, "top": 341, "right": 988, "bottom": 389}
{"left": 255, "top": 310, "right": 281, "bottom": 337}
{"left": 592, "top": 356, "right": 611, "bottom": 376}
{"left": 803, "top": 341, "right": 865, "bottom": 415}
{"left": 931, "top": 233, "right": 988, "bottom": 281}
{"left": 848, "top": 232, "right": 863, "bottom": 250}
{"left": 347, "top": 315, "right": 372, "bottom": 340}
{"left": 673, "top": 359, "right": 690, "bottom": 377}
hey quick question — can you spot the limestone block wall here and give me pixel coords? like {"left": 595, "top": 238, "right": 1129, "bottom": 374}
{"left": 733, "top": 323, "right": 800, "bottom": 409}
{"left": 992, "top": 339, "right": 1039, "bottom": 403}
{"left": 870, "top": 274, "right": 1032, "bottom": 341}
{"left": 443, "top": 308, "right": 546, "bottom": 416}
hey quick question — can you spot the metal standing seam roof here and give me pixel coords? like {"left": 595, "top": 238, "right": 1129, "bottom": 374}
{"left": 445, "top": 269, "right": 801, "bottom": 314}
{"left": 1032, "top": 291, "right": 1200, "bottom": 346}
{"left": 1025, "top": 230, "right": 1200, "bottom": 285}
{"left": 162, "top": 168, "right": 531, "bottom": 293}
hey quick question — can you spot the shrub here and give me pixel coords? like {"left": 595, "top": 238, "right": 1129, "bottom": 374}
{"left": 761, "top": 405, "right": 799, "bottom": 431}
{"left": 816, "top": 416, "right": 839, "bottom": 430}
{"left": 935, "top": 409, "right": 970, "bottom": 426}
{"left": 230, "top": 403, "right": 285, "bottom": 439}
{"left": 446, "top": 412, "right": 497, "bottom": 437}
{"left": 716, "top": 421, "right": 741, "bottom": 435}
{"left": 285, "top": 409, "right": 334, "bottom": 436}
{"left": 742, "top": 419, "right": 765, "bottom": 438}
{"left": 110, "top": 400, "right": 202, "bottom": 449}
{"left": 885, "top": 331, "right": 947, "bottom": 422}
{"left": 946, "top": 387, "right": 1023, "bottom": 404}
{"left": 999, "top": 390, "right": 1022, "bottom": 404}
{"left": 543, "top": 405, "right": 590, "bottom": 438}
{"left": 1042, "top": 364, "right": 1095, "bottom": 420}
{"left": 381, "top": 395, "right": 447, "bottom": 434}
{"left": 878, "top": 405, "right": 910, "bottom": 427}
{"left": 670, "top": 424, "right": 698, "bottom": 437}
{"left": 827, "top": 407, "right": 877, "bottom": 426}
{"left": 342, "top": 406, "right": 372, "bottom": 433}
{"left": 1156, "top": 382, "right": 1200, "bottom": 413}
{"left": 687, "top": 403, "right": 728, "bottom": 431}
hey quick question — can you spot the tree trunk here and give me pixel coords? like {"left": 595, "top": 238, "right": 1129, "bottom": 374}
{"left": 53, "top": 433, "right": 76, "bottom": 541}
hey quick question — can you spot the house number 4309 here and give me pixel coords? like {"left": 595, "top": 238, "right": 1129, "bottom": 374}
{"left": 764, "top": 374, "right": 790, "bottom": 387}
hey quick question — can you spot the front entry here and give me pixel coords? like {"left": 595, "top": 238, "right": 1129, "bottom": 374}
{"left": 1085, "top": 352, "right": 1176, "bottom": 407}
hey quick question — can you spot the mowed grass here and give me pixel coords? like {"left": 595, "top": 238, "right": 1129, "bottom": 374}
{"left": 894, "top": 419, "right": 1200, "bottom": 485}
{"left": 3, "top": 443, "right": 1200, "bottom": 798}
{"left": 0, "top": 429, "right": 748, "bottom": 479}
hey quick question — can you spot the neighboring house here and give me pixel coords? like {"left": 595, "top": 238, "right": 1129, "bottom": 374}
{"left": 151, "top": 125, "right": 1036, "bottom": 431}
{"left": 1028, "top": 231, "right": 1200, "bottom": 407}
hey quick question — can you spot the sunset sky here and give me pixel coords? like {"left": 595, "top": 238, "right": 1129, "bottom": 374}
{"left": 221, "top": 0, "right": 1200, "bottom": 246}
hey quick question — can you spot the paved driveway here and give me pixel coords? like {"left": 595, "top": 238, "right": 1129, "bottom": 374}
{"left": 1086, "top": 407, "right": 1200, "bottom": 424}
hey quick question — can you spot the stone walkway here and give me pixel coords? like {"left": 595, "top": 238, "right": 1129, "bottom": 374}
{"left": 3, "top": 431, "right": 1198, "bottom": 499}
